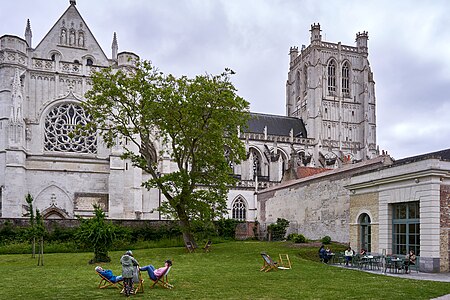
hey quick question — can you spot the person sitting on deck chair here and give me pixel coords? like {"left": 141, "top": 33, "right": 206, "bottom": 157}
{"left": 95, "top": 266, "right": 123, "bottom": 283}
{"left": 140, "top": 260, "right": 172, "bottom": 281}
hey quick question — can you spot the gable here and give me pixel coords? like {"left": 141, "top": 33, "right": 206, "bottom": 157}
{"left": 33, "top": 4, "right": 109, "bottom": 66}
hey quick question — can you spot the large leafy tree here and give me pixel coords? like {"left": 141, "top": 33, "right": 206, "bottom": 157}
{"left": 83, "top": 60, "right": 249, "bottom": 245}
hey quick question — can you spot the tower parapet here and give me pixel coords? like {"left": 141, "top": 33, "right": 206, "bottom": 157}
{"left": 0, "top": 35, "right": 28, "bottom": 54}
{"left": 289, "top": 46, "right": 298, "bottom": 64}
{"left": 356, "top": 31, "right": 369, "bottom": 54}
{"left": 117, "top": 51, "right": 139, "bottom": 67}
{"left": 310, "top": 23, "right": 322, "bottom": 43}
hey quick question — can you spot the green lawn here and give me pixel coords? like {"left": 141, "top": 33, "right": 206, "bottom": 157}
{"left": 0, "top": 241, "right": 449, "bottom": 299}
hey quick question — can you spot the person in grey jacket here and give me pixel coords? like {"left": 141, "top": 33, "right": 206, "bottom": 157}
{"left": 120, "top": 250, "right": 139, "bottom": 297}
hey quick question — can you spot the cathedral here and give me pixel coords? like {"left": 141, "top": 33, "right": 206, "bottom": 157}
{"left": 0, "top": 1, "right": 377, "bottom": 221}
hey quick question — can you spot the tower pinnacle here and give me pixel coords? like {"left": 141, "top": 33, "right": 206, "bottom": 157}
{"left": 112, "top": 32, "right": 118, "bottom": 60}
{"left": 70, "top": 0, "right": 76, "bottom": 6}
{"left": 25, "top": 19, "right": 32, "bottom": 47}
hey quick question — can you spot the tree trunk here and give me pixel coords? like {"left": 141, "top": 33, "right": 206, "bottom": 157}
{"left": 178, "top": 210, "right": 197, "bottom": 248}
{"left": 37, "top": 237, "right": 44, "bottom": 266}
{"left": 32, "top": 237, "right": 36, "bottom": 258}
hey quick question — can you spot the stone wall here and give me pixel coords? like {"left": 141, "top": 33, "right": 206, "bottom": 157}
{"left": 257, "top": 157, "right": 389, "bottom": 243}
{"left": 349, "top": 192, "right": 379, "bottom": 252}
{"left": 440, "top": 185, "right": 450, "bottom": 272}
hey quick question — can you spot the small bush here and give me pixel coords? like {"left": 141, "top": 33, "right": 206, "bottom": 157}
{"left": 287, "top": 233, "right": 297, "bottom": 241}
{"left": 321, "top": 235, "right": 332, "bottom": 244}
{"left": 293, "top": 234, "right": 307, "bottom": 243}
{"left": 267, "top": 218, "right": 290, "bottom": 241}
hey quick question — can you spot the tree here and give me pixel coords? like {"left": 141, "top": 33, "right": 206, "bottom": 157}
{"left": 76, "top": 205, "right": 116, "bottom": 264}
{"left": 83, "top": 60, "right": 249, "bottom": 245}
{"left": 25, "top": 193, "right": 36, "bottom": 258}
{"left": 35, "top": 209, "right": 45, "bottom": 266}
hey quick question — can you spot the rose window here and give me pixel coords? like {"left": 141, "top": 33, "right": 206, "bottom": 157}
{"left": 44, "top": 103, "right": 97, "bottom": 153}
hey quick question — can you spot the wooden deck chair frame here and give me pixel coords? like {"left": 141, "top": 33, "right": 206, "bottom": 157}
{"left": 260, "top": 252, "right": 279, "bottom": 272}
{"left": 203, "top": 240, "right": 212, "bottom": 252}
{"left": 96, "top": 270, "right": 123, "bottom": 290}
{"left": 278, "top": 254, "right": 292, "bottom": 269}
{"left": 134, "top": 268, "right": 144, "bottom": 294}
{"left": 185, "top": 241, "right": 196, "bottom": 253}
{"left": 150, "top": 266, "right": 173, "bottom": 289}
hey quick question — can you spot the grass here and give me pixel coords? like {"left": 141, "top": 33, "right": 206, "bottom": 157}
{"left": 0, "top": 241, "right": 449, "bottom": 300}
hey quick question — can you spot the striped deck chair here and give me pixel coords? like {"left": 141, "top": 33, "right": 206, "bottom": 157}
{"left": 151, "top": 266, "right": 173, "bottom": 289}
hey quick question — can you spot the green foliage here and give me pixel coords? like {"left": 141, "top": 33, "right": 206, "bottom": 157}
{"left": 46, "top": 225, "right": 77, "bottom": 243}
{"left": 76, "top": 205, "right": 117, "bottom": 263}
{"left": 321, "top": 235, "right": 332, "bottom": 244}
{"left": 83, "top": 60, "right": 250, "bottom": 244}
{"left": 287, "top": 233, "right": 307, "bottom": 243}
{"left": 267, "top": 218, "right": 290, "bottom": 241}
{"left": 0, "top": 221, "right": 20, "bottom": 244}
{"left": 215, "top": 218, "right": 241, "bottom": 239}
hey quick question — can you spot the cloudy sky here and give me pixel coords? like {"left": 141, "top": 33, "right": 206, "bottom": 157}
{"left": 1, "top": 0, "right": 450, "bottom": 160}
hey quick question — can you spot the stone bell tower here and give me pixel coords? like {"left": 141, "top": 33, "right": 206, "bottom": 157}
{"left": 286, "top": 24, "right": 377, "bottom": 167}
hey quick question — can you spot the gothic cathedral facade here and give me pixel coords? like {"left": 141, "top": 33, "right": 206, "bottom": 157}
{"left": 0, "top": 2, "right": 378, "bottom": 221}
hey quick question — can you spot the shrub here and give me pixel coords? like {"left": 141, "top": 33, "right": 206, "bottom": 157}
{"left": 76, "top": 205, "right": 118, "bottom": 263}
{"left": 216, "top": 218, "right": 241, "bottom": 239}
{"left": 321, "top": 235, "right": 332, "bottom": 244}
{"left": 287, "top": 233, "right": 297, "bottom": 241}
{"left": 293, "top": 234, "right": 307, "bottom": 243}
{"left": 267, "top": 218, "right": 290, "bottom": 241}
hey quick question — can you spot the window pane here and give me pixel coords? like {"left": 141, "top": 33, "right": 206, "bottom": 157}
{"left": 392, "top": 202, "right": 420, "bottom": 256}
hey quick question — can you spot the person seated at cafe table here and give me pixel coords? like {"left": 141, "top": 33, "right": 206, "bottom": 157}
{"left": 318, "top": 245, "right": 327, "bottom": 263}
{"left": 344, "top": 246, "right": 354, "bottom": 266}
{"left": 359, "top": 248, "right": 367, "bottom": 256}
{"left": 404, "top": 250, "right": 416, "bottom": 273}
{"left": 324, "top": 247, "right": 334, "bottom": 263}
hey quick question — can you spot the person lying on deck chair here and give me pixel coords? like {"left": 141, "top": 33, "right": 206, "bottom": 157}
{"left": 95, "top": 266, "right": 123, "bottom": 283}
{"left": 139, "top": 260, "right": 172, "bottom": 281}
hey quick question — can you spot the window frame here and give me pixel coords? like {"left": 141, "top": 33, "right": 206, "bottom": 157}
{"left": 392, "top": 201, "right": 420, "bottom": 256}
{"left": 327, "top": 60, "right": 337, "bottom": 95}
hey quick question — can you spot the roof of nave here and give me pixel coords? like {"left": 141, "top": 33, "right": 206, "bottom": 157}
{"left": 245, "top": 113, "right": 307, "bottom": 138}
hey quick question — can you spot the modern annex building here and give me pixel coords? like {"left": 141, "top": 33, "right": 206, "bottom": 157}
{"left": 0, "top": 1, "right": 379, "bottom": 221}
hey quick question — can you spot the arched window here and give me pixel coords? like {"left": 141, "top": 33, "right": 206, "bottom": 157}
{"left": 327, "top": 60, "right": 336, "bottom": 95}
{"left": 342, "top": 62, "right": 350, "bottom": 96}
{"left": 303, "top": 65, "right": 308, "bottom": 96}
{"left": 295, "top": 71, "right": 301, "bottom": 97}
{"left": 359, "top": 213, "right": 371, "bottom": 252}
{"left": 44, "top": 103, "right": 97, "bottom": 153}
{"left": 232, "top": 197, "right": 247, "bottom": 221}
{"left": 86, "top": 58, "right": 93, "bottom": 66}
{"left": 250, "top": 148, "right": 261, "bottom": 179}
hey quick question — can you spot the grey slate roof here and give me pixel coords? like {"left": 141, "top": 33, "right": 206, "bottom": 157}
{"left": 393, "top": 148, "right": 450, "bottom": 165}
{"left": 245, "top": 113, "right": 307, "bottom": 138}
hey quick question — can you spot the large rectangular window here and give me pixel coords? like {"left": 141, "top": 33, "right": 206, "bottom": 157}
{"left": 392, "top": 201, "right": 420, "bottom": 255}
